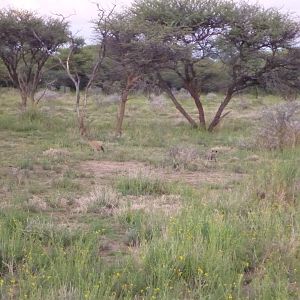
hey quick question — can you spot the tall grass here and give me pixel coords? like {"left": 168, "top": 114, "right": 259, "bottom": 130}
{"left": 116, "top": 174, "right": 171, "bottom": 196}
{"left": 0, "top": 155, "right": 298, "bottom": 299}
{"left": 0, "top": 90, "right": 299, "bottom": 299}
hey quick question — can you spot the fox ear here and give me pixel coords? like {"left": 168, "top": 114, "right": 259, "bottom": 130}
{"left": 101, "top": 145, "right": 105, "bottom": 152}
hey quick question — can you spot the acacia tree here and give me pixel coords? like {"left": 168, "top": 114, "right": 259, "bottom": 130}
{"left": 96, "top": 11, "right": 154, "bottom": 136}
{"left": 0, "top": 8, "right": 69, "bottom": 110}
{"left": 132, "top": 0, "right": 300, "bottom": 131}
{"left": 209, "top": 3, "right": 300, "bottom": 130}
{"left": 132, "top": 0, "right": 232, "bottom": 129}
{"left": 0, "top": 59, "right": 11, "bottom": 87}
{"left": 261, "top": 48, "right": 300, "bottom": 101}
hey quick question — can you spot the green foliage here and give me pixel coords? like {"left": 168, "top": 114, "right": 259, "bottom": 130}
{"left": 18, "top": 158, "right": 34, "bottom": 170}
{"left": 0, "top": 112, "right": 43, "bottom": 132}
{"left": 0, "top": 108, "right": 67, "bottom": 133}
{"left": 216, "top": 2, "right": 300, "bottom": 93}
{"left": 0, "top": 8, "right": 69, "bottom": 105}
{"left": 116, "top": 174, "right": 171, "bottom": 196}
{"left": 0, "top": 211, "right": 104, "bottom": 299}
{"left": 55, "top": 45, "right": 97, "bottom": 90}
{"left": 52, "top": 177, "right": 81, "bottom": 192}
{"left": 254, "top": 157, "right": 299, "bottom": 204}
{"left": 120, "top": 210, "right": 162, "bottom": 246}
{"left": 0, "top": 59, "right": 11, "bottom": 87}
{"left": 129, "top": 0, "right": 300, "bottom": 130}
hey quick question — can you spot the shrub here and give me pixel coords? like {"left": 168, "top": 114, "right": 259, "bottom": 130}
{"left": 120, "top": 210, "right": 162, "bottom": 246}
{"left": 255, "top": 159, "right": 299, "bottom": 204}
{"left": 87, "top": 186, "right": 120, "bottom": 213}
{"left": 167, "top": 144, "right": 200, "bottom": 170}
{"left": 256, "top": 101, "right": 300, "bottom": 150}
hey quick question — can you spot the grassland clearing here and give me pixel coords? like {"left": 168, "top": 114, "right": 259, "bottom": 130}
{"left": 0, "top": 89, "right": 299, "bottom": 299}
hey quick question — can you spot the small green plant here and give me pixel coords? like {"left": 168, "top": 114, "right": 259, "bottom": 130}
{"left": 21, "top": 108, "right": 44, "bottom": 122}
{"left": 120, "top": 210, "right": 162, "bottom": 246}
{"left": 116, "top": 173, "right": 170, "bottom": 196}
{"left": 40, "top": 159, "right": 53, "bottom": 170}
{"left": 18, "top": 158, "right": 34, "bottom": 170}
{"left": 52, "top": 177, "right": 81, "bottom": 192}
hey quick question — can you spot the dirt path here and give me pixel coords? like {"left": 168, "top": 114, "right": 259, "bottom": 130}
{"left": 80, "top": 160, "right": 243, "bottom": 188}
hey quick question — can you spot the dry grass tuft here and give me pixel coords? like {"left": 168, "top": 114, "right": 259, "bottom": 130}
{"left": 42, "top": 148, "right": 70, "bottom": 158}
{"left": 256, "top": 101, "right": 300, "bottom": 150}
{"left": 167, "top": 144, "right": 200, "bottom": 170}
{"left": 26, "top": 195, "right": 48, "bottom": 212}
{"left": 124, "top": 194, "right": 182, "bottom": 216}
{"left": 148, "top": 94, "right": 167, "bottom": 111}
{"left": 73, "top": 185, "right": 120, "bottom": 214}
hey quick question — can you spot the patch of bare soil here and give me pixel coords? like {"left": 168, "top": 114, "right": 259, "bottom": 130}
{"left": 69, "top": 184, "right": 182, "bottom": 217}
{"left": 79, "top": 160, "right": 243, "bottom": 187}
{"left": 99, "top": 237, "right": 129, "bottom": 260}
{"left": 231, "top": 109, "right": 262, "bottom": 121}
{"left": 80, "top": 161, "right": 145, "bottom": 178}
{"left": 123, "top": 194, "right": 182, "bottom": 216}
{"left": 42, "top": 148, "right": 70, "bottom": 157}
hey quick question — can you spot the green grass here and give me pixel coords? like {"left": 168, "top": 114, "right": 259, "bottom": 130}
{"left": 116, "top": 175, "right": 171, "bottom": 196}
{"left": 0, "top": 89, "right": 299, "bottom": 299}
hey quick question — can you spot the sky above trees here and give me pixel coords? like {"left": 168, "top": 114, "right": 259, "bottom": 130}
{"left": 0, "top": 0, "right": 299, "bottom": 43}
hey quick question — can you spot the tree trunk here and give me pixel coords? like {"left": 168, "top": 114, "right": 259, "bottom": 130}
{"left": 78, "top": 111, "right": 88, "bottom": 136}
{"left": 115, "top": 90, "right": 128, "bottom": 137}
{"left": 115, "top": 74, "right": 141, "bottom": 137}
{"left": 165, "top": 88, "right": 198, "bottom": 128}
{"left": 73, "top": 84, "right": 88, "bottom": 136}
{"left": 157, "top": 74, "right": 198, "bottom": 128}
{"left": 29, "top": 88, "right": 35, "bottom": 105}
{"left": 20, "top": 91, "right": 27, "bottom": 112}
{"left": 208, "top": 88, "right": 234, "bottom": 131}
{"left": 194, "top": 97, "right": 206, "bottom": 129}
{"left": 184, "top": 82, "right": 206, "bottom": 129}
{"left": 75, "top": 85, "right": 80, "bottom": 114}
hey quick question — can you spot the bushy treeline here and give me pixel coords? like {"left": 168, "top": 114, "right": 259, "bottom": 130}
{"left": 0, "top": 0, "right": 300, "bottom": 131}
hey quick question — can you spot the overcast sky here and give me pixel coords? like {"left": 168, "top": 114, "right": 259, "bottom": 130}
{"left": 1, "top": 0, "right": 299, "bottom": 43}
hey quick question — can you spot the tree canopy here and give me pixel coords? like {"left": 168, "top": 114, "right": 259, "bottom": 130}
{"left": 0, "top": 8, "right": 69, "bottom": 108}
{"left": 1, "top": 1, "right": 299, "bottom": 131}
{"left": 127, "top": 0, "right": 300, "bottom": 130}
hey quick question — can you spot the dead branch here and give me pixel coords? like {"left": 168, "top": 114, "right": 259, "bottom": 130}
{"left": 51, "top": 11, "right": 76, "bottom": 23}
{"left": 219, "top": 111, "right": 231, "bottom": 121}
{"left": 83, "top": 3, "right": 116, "bottom": 107}
{"left": 35, "top": 80, "right": 57, "bottom": 104}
